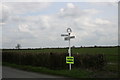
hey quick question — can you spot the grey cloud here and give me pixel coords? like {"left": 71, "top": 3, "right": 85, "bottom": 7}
{"left": 1, "top": 4, "right": 11, "bottom": 23}
{"left": 2, "top": 2, "right": 118, "bottom": 48}
{"left": 1, "top": 2, "right": 51, "bottom": 24}
{"left": 4, "top": 2, "right": 51, "bottom": 14}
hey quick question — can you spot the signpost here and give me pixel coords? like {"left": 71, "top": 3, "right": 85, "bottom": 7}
{"left": 61, "top": 28, "right": 75, "bottom": 70}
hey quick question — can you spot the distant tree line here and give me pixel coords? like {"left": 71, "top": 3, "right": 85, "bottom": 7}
{"left": 2, "top": 45, "right": 119, "bottom": 50}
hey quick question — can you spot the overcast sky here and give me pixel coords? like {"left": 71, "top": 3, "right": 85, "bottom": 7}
{"left": 1, "top": 2, "right": 118, "bottom": 48}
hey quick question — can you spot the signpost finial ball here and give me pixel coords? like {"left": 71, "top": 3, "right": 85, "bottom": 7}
{"left": 67, "top": 28, "right": 72, "bottom": 33}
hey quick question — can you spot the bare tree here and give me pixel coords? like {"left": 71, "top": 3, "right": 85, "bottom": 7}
{"left": 15, "top": 44, "right": 21, "bottom": 49}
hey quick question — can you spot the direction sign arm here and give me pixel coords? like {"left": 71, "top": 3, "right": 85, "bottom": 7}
{"left": 61, "top": 34, "right": 69, "bottom": 36}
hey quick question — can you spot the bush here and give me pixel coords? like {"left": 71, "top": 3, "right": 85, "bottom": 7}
{"left": 81, "top": 54, "right": 106, "bottom": 69}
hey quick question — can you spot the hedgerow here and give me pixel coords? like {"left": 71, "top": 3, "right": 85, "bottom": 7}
{"left": 2, "top": 51, "right": 106, "bottom": 70}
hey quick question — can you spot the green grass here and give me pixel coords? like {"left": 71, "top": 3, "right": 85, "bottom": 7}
{"left": 3, "top": 62, "right": 92, "bottom": 78}
{"left": 3, "top": 47, "right": 118, "bottom": 55}
{"left": 3, "top": 62, "right": 118, "bottom": 78}
{"left": 106, "top": 55, "right": 118, "bottom": 63}
{"left": 92, "top": 64, "right": 119, "bottom": 78}
{"left": 105, "top": 63, "right": 118, "bottom": 72}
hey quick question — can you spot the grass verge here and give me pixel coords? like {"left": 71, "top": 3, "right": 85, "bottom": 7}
{"left": 3, "top": 62, "right": 92, "bottom": 78}
{"left": 3, "top": 62, "right": 118, "bottom": 78}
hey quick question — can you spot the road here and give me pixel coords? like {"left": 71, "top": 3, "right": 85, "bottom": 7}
{"left": 2, "top": 66, "right": 66, "bottom": 78}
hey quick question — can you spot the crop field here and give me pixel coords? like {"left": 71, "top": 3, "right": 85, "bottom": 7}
{"left": 3, "top": 47, "right": 118, "bottom": 54}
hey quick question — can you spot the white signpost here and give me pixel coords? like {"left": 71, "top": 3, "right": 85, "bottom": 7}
{"left": 61, "top": 28, "right": 75, "bottom": 70}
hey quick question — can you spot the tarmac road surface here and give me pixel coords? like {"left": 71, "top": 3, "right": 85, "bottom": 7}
{"left": 2, "top": 66, "right": 66, "bottom": 78}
